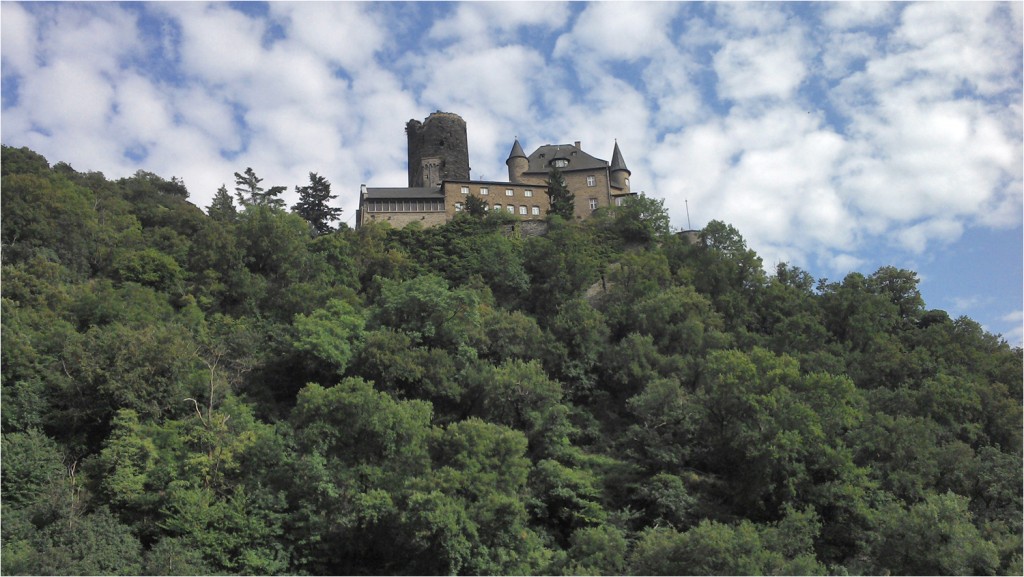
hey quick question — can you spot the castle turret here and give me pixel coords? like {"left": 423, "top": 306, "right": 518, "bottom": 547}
{"left": 610, "top": 140, "right": 631, "bottom": 193}
{"left": 506, "top": 138, "right": 528, "bottom": 183}
{"left": 406, "top": 112, "right": 470, "bottom": 188}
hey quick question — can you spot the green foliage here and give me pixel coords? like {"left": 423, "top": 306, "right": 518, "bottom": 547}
{"left": 464, "top": 192, "right": 489, "bottom": 216}
{"left": 600, "top": 192, "right": 671, "bottom": 244}
{"left": 2, "top": 147, "right": 1021, "bottom": 576}
{"left": 234, "top": 167, "right": 286, "bottom": 210}
{"left": 292, "top": 298, "right": 365, "bottom": 376}
{"left": 292, "top": 172, "right": 341, "bottom": 235}
{"left": 874, "top": 491, "right": 1000, "bottom": 575}
{"left": 207, "top": 184, "right": 238, "bottom": 222}
{"left": 372, "top": 273, "right": 481, "bottom": 350}
{"left": 545, "top": 167, "right": 575, "bottom": 219}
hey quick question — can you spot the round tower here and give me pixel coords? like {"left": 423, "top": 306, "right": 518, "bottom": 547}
{"left": 609, "top": 140, "right": 631, "bottom": 193}
{"left": 506, "top": 138, "right": 528, "bottom": 183}
{"left": 406, "top": 112, "right": 470, "bottom": 188}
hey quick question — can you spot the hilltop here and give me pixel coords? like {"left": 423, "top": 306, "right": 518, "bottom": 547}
{"left": 2, "top": 145, "right": 1021, "bottom": 575}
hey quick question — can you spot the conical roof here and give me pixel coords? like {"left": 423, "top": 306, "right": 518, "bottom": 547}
{"left": 507, "top": 138, "right": 527, "bottom": 161}
{"left": 610, "top": 140, "right": 630, "bottom": 174}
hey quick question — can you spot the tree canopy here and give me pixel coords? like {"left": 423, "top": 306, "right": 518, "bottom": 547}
{"left": 2, "top": 143, "right": 1021, "bottom": 576}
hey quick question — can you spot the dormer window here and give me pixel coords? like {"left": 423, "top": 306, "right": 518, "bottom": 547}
{"left": 552, "top": 159, "right": 568, "bottom": 168}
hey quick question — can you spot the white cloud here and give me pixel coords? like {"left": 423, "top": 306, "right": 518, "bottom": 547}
{"left": 269, "top": 2, "right": 387, "bottom": 70}
{"left": 820, "top": 2, "right": 897, "bottom": 30}
{"left": 163, "top": 3, "right": 266, "bottom": 87}
{"left": 713, "top": 31, "right": 809, "bottom": 102}
{"left": 713, "top": 2, "right": 792, "bottom": 34}
{"left": 819, "top": 31, "right": 880, "bottom": 79}
{"left": 0, "top": 2, "right": 37, "bottom": 76}
{"left": 429, "top": 1, "right": 571, "bottom": 48}
{"left": 553, "top": 2, "right": 681, "bottom": 63}
{"left": 999, "top": 310, "right": 1024, "bottom": 347}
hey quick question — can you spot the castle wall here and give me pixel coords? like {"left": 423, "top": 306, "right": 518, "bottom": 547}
{"left": 562, "top": 169, "right": 612, "bottom": 219}
{"left": 442, "top": 181, "right": 551, "bottom": 220}
{"left": 362, "top": 210, "right": 448, "bottom": 228}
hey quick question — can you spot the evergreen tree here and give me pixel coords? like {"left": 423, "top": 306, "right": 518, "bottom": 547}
{"left": 292, "top": 172, "right": 341, "bottom": 235}
{"left": 207, "top": 185, "right": 237, "bottom": 222}
{"left": 464, "top": 193, "right": 489, "bottom": 217}
{"left": 234, "top": 167, "right": 286, "bottom": 210}
{"left": 545, "top": 167, "right": 575, "bottom": 219}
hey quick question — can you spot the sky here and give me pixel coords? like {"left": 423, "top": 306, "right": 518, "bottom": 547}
{"left": 2, "top": 1, "right": 1022, "bottom": 345}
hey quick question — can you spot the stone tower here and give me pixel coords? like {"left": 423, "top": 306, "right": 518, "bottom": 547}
{"left": 610, "top": 140, "right": 631, "bottom": 193}
{"left": 506, "top": 138, "right": 528, "bottom": 183}
{"left": 406, "top": 111, "right": 471, "bottom": 188}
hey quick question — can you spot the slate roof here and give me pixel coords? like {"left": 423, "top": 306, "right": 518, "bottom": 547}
{"left": 364, "top": 186, "right": 444, "bottom": 199}
{"left": 610, "top": 141, "right": 630, "bottom": 173}
{"left": 507, "top": 138, "right": 527, "bottom": 161}
{"left": 524, "top": 143, "right": 608, "bottom": 174}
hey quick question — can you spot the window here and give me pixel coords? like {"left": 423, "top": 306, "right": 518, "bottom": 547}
{"left": 455, "top": 202, "right": 463, "bottom": 212}
{"left": 505, "top": 188, "right": 514, "bottom": 196}
{"left": 615, "top": 197, "right": 624, "bottom": 207}
{"left": 625, "top": 178, "right": 629, "bottom": 186}
{"left": 524, "top": 189, "right": 533, "bottom": 197}
{"left": 589, "top": 197, "right": 598, "bottom": 211}
{"left": 552, "top": 159, "right": 568, "bottom": 168}
{"left": 506, "top": 205, "right": 515, "bottom": 213}
{"left": 493, "top": 204, "right": 502, "bottom": 211}
{"left": 480, "top": 187, "right": 489, "bottom": 195}
{"left": 519, "top": 205, "right": 527, "bottom": 215}
{"left": 531, "top": 205, "right": 540, "bottom": 215}
{"left": 587, "top": 175, "right": 596, "bottom": 187}
{"left": 460, "top": 186, "right": 469, "bottom": 195}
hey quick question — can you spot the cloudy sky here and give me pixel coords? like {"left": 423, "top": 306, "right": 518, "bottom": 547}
{"left": 2, "top": 1, "right": 1022, "bottom": 344}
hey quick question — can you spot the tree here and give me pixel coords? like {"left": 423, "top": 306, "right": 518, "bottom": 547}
{"left": 873, "top": 492, "right": 999, "bottom": 575}
{"left": 207, "top": 185, "right": 237, "bottom": 223}
{"left": 292, "top": 172, "right": 341, "bottom": 235}
{"left": 292, "top": 298, "right": 366, "bottom": 377}
{"left": 234, "top": 167, "right": 286, "bottom": 210}
{"left": 605, "top": 192, "right": 671, "bottom": 244}
{"left": 545, "top": 167, "right": 575, "bottom": 219}
{"left": 464, "top": 193, "right": 489, "bottom": 217}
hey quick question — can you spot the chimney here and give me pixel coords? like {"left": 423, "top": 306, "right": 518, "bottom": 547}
{"left": 574, "top": 140, "right": 581, "bottom": 149}
{"left": 361, "top": 184, "right": 367, "bottom": 199}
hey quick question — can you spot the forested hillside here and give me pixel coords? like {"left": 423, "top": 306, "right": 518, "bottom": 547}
{"left": 2, "top": 144, "right": 1021, "bottom": 576}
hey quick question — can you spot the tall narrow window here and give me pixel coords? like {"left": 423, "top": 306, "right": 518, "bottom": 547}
{"left": 587, "top": 175, "right": 596, "bottom": 187}
{"left": 519, "top": 205, "right": 527, "bottom": 215}
{"left": 589, "top": 197, "right": 598, "bottom": 210}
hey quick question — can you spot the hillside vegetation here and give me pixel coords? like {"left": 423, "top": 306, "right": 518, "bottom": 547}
{"left": 2, "top": 144, "right": 1021, "bottom": 575}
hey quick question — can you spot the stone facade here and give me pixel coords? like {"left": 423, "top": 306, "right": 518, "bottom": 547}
{"left": 442, "top": 180, "right": 551, "bottom": 219}
{"left": 406, "top": 112, "right": 471, "bottom": 188}
{"left": 357, "top": 112, "right": 635, "bottom": 229}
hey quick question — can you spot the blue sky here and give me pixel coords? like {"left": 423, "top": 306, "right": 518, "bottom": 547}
{"left": 2, "top": 1, "right": 1022, "bottom": 345}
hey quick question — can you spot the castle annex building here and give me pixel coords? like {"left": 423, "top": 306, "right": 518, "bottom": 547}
{"left": 356, "top": 112, "right": 634, "bottom": 228}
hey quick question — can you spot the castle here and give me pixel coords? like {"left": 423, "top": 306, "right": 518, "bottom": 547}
{"left": 356, "top": 111, "right": 634, "bottom": 228}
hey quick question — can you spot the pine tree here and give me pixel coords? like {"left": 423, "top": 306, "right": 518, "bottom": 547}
{"left": 234, "top": 167, "right": 286, "bottom": 210}
{"left": 545, "top": 167, "right": 575, "bottom": 219}
{"left": 207, "top": 185, "right": 237, "bottom": 222}
{"left": 292, "top": 172, "right": 342, "bottom": 235}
